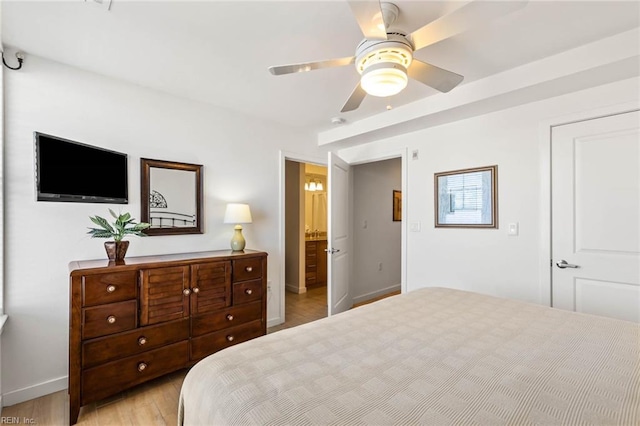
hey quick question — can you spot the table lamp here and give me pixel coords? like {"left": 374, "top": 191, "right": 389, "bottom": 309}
{"left": 223, "top": 203, "right": 252, "bottom": 251}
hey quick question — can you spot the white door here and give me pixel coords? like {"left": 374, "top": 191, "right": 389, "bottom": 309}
{"left": 552, "top": 110, "right": 640, "bottom": 322}
{"left": 328, "top": 152, "right": 352, "bottom": 315}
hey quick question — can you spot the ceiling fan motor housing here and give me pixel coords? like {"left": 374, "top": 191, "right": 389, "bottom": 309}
{"left": 355, "top": 34, "right": 414, "bottom": 75}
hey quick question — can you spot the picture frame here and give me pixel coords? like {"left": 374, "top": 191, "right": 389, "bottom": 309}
{"left": 434, "top": 165, "right": 498, "bottom": 228}
{"left": 140, "top": 158, "right": 204, "bottom": 236}
{"left": 393, "top": 190, "right": 402, "bottom": 221}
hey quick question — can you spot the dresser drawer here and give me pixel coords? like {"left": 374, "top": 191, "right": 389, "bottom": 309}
{"left": 191, "top": 301, "right": 261, "bottom": 337}
{"left": 232, "top": 258, "right": 262, "bottom": 282}
{"left": 82, "top": 341, "right": 188, "bottom": 405}
{"left": 82, "top": 318, "right": 189, "bottom": 368}
{"left": 82, "top": 271, "right": 137, "bottom": 307}
{"left": 190, "top": 320, "right": 263, "bottom": 362}
{"left": 233, "top": 279, "right": 263, "bottom": 305}
{"left": 82, "top": 300, "right": 137, "bottom": 340}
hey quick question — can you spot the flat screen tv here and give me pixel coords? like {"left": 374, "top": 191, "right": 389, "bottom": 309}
{"left": 35, "top": 132, "right": 128, "bottom": 203}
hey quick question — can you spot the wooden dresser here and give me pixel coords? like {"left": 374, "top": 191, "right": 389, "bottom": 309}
{"left": 68, "top": 250, "right": 267, "bottom": 425}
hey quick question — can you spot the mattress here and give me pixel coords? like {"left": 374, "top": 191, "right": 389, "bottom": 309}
{"left": 178, "top": 287, "right": 640, "bottom": 425}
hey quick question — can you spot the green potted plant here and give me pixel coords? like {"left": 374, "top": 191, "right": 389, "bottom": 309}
{"left": 87, "top": 209, "right": 151, "bottom": 260}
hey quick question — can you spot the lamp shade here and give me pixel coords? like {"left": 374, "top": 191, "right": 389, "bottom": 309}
{"left": 223, "top": 203, "right": 252, "bottom": 224}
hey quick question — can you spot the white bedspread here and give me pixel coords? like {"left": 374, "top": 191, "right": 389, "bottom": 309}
{"left": 179, "top": 287, "right": 640, "bottom": 425}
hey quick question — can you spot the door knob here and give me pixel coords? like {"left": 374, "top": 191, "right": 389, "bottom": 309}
{"left": 324, "top": 248, "right": 340, "bottom": 254}
{"left": 556, "top": 260, "right": 579, "bottom": 269}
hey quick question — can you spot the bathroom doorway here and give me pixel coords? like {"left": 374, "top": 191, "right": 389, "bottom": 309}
{"left": 278, "top": 159, "right": 328, "bottom": 331}
{"left": 277, "top": 150, "right": 406, "bottom": 332}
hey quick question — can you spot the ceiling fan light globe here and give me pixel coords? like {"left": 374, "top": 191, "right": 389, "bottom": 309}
{"left": 361, "top": 64, "right": 408, "bottom": 97}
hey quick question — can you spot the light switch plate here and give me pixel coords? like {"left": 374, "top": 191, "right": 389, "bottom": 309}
{"left": 508, "top": 222, "right": 519, "bottom": 236}
{"left": 410, "top": 222, "right": 421, "bottom": 232}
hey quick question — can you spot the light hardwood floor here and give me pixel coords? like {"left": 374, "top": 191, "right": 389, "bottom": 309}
{"left": 2, "top": 286, "right": 398, "bottom": 425}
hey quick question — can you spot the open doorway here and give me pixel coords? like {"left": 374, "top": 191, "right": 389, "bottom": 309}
{"left": 274, "top": 150, "right": 406, "bottom": 332}
{"left": 272, "top": 160, "right": 328, "bottom": 332}
{"left": 352, "top": 158, "right": 402, "bottom": 304}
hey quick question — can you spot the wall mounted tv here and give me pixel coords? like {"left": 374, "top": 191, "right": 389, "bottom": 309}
{"left": 35, "top": 132, "right": 128, "bottom": 204}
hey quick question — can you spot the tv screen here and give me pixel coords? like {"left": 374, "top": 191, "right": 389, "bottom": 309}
{"left": 35, "top": 132, "right": 128, "bottom": 203}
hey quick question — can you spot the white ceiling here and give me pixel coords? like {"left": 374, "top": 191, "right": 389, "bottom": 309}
{"left": 3, "top": 1, "right": 639, "bottom": 134}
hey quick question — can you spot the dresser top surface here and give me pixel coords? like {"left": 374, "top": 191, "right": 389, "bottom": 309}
{"left": 69, "top": 249, "right": 267, "bottom": 274}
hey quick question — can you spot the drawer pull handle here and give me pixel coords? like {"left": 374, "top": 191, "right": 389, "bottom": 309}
{"left": 245, "top": 289, "right": 253, "bottom": 295}
{"left": 106, "top": 285, "right": 116, "bottom": 293}
{"left": 137, "top": 362, "right": 147, "bottom": 372}
{"left": 183, "top": 288, "right": 191, "bottom": 296}
{"left": 226, "top": 314, "right": 234, "bottom": 321}
{"left": 192, "top": 287, "right": 200, "bottom": 294}
{"left": 138, "top": 337, "right": 147, "bottom": 346}
{"left": 226, "top": 335, "right": 234, "bottom": 342}
{"left": 107, "top": 315, "right": 116, "bottom": 324}
{"left": 245, "top": 266, "right": 253, "bottom": 272}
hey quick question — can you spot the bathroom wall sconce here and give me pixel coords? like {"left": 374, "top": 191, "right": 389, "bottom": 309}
{"left": 2, "top": 51, "right": 24, "bottom": 70}
{"left": 305, "top": 179, "right": 324, "bottom": 192}
{"left": 304, "top": 173, "right": 327, "bottom": 192}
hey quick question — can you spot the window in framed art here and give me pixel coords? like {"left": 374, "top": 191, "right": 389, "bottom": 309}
{"left": 435, "top": 165, "right": 497, "bottom": 228}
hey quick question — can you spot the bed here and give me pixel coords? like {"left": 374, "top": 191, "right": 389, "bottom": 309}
{"left": 178, "top": 287, "right": 639, "bottom": 425}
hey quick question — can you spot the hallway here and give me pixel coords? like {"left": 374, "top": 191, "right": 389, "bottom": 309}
{"left": 268, "top": 286, "right": 327, "bottom": 333}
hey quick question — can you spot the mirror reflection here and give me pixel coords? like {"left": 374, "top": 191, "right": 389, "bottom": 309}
{"left": 149, "top": 168, "right": 197, "bottom": 228}
{"left": 141, "top": 158, "right": 203, "bottom": 236}
{"left": 304, "top": 169, "right": 327, "bottom": 239}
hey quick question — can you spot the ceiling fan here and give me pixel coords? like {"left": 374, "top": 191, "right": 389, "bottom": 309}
{"left": 268, "top": 0, "right": 527, "bottom": 113}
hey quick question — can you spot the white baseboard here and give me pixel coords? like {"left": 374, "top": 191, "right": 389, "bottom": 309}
{"left": 2, "top": 376, "right": 67, "bottom": 407}
{"left": 285, "top": 283, "right": 306, "bottom": 294}
{"left": 352, "top": 283, "right": 401, "bottom": 305}
{"left": 267, "top": 316, "right": 284, "bottom": 328}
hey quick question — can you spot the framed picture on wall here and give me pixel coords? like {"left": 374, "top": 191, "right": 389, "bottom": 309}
{"left": 434, "top": 165, "right": 498, "bottom": 228}
{"left": 393, "top": 190, "right": 402, "bottom": 221}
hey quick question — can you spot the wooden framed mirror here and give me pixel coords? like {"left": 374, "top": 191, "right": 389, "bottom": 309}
{"left": 140, "top": 158, "right": 203, "bottom": 236}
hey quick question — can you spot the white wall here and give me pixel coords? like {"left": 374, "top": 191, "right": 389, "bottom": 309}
{"left": 0, "top": 1, "right": 5, "bottom": 408}
{"left": 339, "top": 77, "right": 640, "bottom": 305}
{"left": 352, "top": 158, "right": 401, "bottom": 303}
{"left": 2, "top": 54, "right": 323, "bottom": 405}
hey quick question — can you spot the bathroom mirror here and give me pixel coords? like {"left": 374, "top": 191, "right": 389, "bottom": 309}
{"left": 140, "top": 158, "right": 203, "bottom": 236}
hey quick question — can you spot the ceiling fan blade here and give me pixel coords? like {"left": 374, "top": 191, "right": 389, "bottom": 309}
{"left": 268, "top": 56, "right": 355, "bottom": 76}
{"left": 407, "top": 60, "right": 464, "bottom": 93}
{"left": 341, "top": 83, "right": 367, "bottom": 112}
{"left": 348, "top": 1, "right": 388, "bottom": 40}
{"left": 409, "top": 0, "right": 528, "bottom": 51}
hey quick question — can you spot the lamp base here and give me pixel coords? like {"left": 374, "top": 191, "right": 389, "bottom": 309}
{"left": 230, "top": 225, "right": 246, "bottom": 252}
